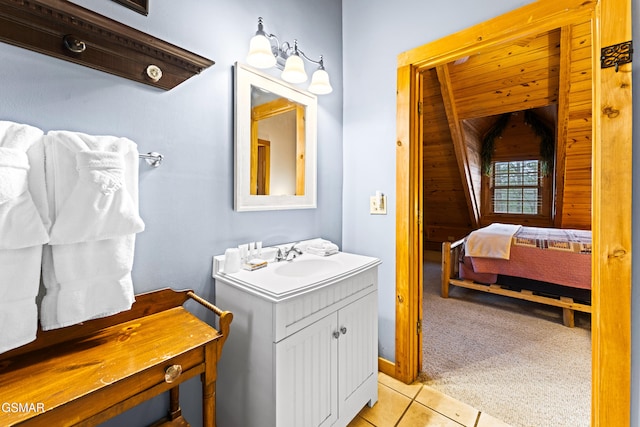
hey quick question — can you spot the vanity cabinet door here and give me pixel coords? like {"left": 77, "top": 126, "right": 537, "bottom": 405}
{"left": 275, "top": 312, "right": 338, "bottom": 427}
{"left": 337, "top": 291, "right": 379, "bottom": 421}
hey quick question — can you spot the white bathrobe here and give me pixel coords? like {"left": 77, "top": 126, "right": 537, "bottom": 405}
{"left": 0, "top": 121, "right": 49, "bottom": 353}
{"left": 41, "top": 130, "right": 144, "bottom": 330}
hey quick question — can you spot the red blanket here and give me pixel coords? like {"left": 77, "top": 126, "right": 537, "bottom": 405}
{"left": 463, "top": 226, "right": 591, "bottom": 290}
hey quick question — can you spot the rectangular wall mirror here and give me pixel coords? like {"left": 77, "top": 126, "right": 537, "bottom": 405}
{"left": 234, "top": 62, "right": 317, "bottom": 211}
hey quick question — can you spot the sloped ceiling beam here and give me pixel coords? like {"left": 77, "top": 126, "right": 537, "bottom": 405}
{"left": 436, "top": 65, "right": 480, "bottom": 228}
{"left": 553, "top": 25, "right": 572, "bottom": 227}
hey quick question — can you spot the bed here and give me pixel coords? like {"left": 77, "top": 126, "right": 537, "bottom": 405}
{"left": 441, "top": 224, "right": 592, "bottom": 327}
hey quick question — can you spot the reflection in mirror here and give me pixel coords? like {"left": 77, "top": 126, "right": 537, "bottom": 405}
{"left": 234, "top": 62, "right": 317, "bottom": 211}
{"left": 250, "top": 86, "right": 305, "bottom": 196}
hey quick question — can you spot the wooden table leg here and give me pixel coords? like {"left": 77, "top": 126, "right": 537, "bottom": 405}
{"left": 169, "top": 386, "right": 182, "bottom": 421}
{"left": 202, "top": 342, "right": 217, "bottom": 427}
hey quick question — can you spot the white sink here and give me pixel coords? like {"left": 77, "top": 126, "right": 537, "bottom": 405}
{"left": 273, "top": 258, "right": 340, "bottom": 277}
{"left": 213, "top": 244, "right": 381, "bottom": 301}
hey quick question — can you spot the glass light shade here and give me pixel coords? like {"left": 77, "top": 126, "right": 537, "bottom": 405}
{"left": 281, "top": 55, "right": 308, "bottom": 83}
{"left": 308, "top": 69, "right": 333, "bottom": 94}
{"left": 246, "top": 34, "right": 277, "bottom": 68}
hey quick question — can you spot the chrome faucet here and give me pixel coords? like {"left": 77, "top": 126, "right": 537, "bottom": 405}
{"left": 276, "top": 243, "right": 303, "bottom": 262}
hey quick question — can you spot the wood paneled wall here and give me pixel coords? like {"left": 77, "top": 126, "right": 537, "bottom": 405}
{"left": 422, "top": 68, "right": 473, "bottom": 247}
{"left": 423, "top": 21, "right": 592, "bottom": 249}
{"left": 558, "top": 21, "right": 592, "bottom": 229}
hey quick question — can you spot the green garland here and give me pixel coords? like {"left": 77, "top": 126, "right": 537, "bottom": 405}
{"left": 524, "top": 110, "right": 555, "bottom": 176}
{"left": 481, "top": 113, "right": 510, "bottom": 176}
{"left": 480, "top": 111, "right": 555, "bottom": 176}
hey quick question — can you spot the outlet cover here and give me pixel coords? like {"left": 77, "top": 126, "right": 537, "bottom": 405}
{"left": 370, "top": 195, "right": 387, "bottom": 215}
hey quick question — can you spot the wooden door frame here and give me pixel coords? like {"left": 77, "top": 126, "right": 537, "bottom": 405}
{"left": 392, "top": 1, "right": 632, "bottom": 426}
{"left": 250, "top": 99, "right": 305, "bottom": 196}
{"left": 256, "top": 138, "right": 271, "bottom": 195}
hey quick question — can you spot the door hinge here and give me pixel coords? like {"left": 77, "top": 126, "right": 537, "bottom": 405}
{"left": 601, "top": 40, "right": 633, "bottom": 72}
{"left": 417, "top": 101, "right": 423, "bottom": 115}
{"left": 417, "top": 319, "right": 422, "bottom": 335}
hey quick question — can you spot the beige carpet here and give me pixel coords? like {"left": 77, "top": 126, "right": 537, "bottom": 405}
{"left": 419, "top": 258, "right": 591, "bottom": 427}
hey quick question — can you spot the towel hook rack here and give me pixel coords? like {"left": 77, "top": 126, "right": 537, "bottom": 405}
{"left": 139, "top": 152, "right": 164, "bottom": 168}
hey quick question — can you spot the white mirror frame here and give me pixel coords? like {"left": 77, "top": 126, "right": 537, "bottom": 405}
{"left": 234, "top": 62, "right": 318, "bottom": 211}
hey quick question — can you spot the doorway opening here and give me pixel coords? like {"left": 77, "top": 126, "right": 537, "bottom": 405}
{"left": 392, "top": 1, "right": 632, "bottom": 427}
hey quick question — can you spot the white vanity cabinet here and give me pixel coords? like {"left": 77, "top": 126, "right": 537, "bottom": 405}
{"left": 276, "top": 290, "right": 377, "bottom": 426}
{"left": 213, "top": 251, "right": 380, "bottom": 427}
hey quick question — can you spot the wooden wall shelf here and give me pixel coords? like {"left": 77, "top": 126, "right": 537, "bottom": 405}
{"left": 0, "top": 0, "right": 214, "bottom": 90}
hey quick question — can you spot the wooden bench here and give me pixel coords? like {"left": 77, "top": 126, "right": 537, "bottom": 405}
{"left": 0, "top": 288, "right": 232, "bottom": 426}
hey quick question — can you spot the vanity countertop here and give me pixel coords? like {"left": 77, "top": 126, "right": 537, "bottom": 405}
{"left": 213, "top": 250, "right": 380, "bottom": 302}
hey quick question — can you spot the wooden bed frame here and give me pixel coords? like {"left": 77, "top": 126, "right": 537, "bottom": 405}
{"left": 441, "top": 239, "right": 591, "bottom": 327}
{"left": 0, "top": 288, "right": 232, "bottom": 426}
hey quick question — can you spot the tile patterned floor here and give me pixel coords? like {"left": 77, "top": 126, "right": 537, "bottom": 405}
{"left": 348, "top": 373, "right": 512, "bottom": 427}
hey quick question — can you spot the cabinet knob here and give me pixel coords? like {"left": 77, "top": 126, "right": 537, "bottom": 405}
{"left": 333, "top": 330, "right": 341, "bottom": 339}
{"left": 340, "top": 326, "right": 348, "bottom": 335}
{"left": 164, "top": 364, "right": 183, "bottom": 383}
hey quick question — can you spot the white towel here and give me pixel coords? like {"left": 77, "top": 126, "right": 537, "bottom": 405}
{"left": 465, "top": 223, "right": 522, "bottom": 260}
{"left": 0, "top": 246, "right": 43, "bottom": 353}
{"left": 0, "top": 121, "right": 49, "bottom": 353}
{"left": 40, "top": 236, "right": 136, "bottom": 329}
{"left": 299, "top": 238, "right": 340, "bottom": 256}
{"left": 41, "top": 130, "right": 144, "bottom": 330}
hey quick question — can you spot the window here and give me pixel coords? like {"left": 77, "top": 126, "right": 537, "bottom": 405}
{"left": 481, "top": 157, "right": 552, "bottom": 225}
{"left": 492, "top": 160, "right": 541, "bottom": 214}
{"left": 476, "top": 108, "right": 555, "bottom": 225}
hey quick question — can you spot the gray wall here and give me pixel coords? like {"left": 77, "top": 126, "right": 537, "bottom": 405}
{"left": 341, "top": 0, "right": 536, "bottom": 366}
{"left": 0, "top": 0, "right": 342, "bottom": 425}
{"left": 342, "top": 0, "right": 640, "bottom": 424}
{"left": 2, "top": 0, "right": 640, "bottom": 425}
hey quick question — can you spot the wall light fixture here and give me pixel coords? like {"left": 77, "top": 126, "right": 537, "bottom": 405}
{"left": 246, "top": 17, "right": 333, "bottom": 95}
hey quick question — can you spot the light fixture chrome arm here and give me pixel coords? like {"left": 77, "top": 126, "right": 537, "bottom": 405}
{"left": 246, "top": 17, "right": 332, "bottom": 94}
{"left": 296, "top": 50, "right": 326, "bottom": 70}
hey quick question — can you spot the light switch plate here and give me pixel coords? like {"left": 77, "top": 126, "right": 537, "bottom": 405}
{"left": 370, "top": 195, "right": 387, "bottom": 215}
